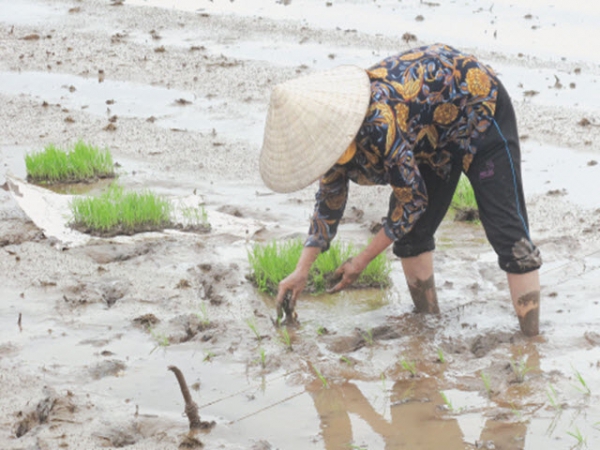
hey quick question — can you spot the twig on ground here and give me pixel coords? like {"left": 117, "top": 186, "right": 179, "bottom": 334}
{"left": 168, "top": 365, "right": 202, "bottom": 430}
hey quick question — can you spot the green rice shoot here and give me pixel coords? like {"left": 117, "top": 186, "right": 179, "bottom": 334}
{"left": 247, "top": 238, "right": 391, "bottom": 296}
{"left": 25, "top": 141, "right": 115, "bottom": 184}
{"left": 450, "top": 174, "right": 479, "bottom": 222}
{"left": 70, "top": 183, "right": 172, "bottom": 236}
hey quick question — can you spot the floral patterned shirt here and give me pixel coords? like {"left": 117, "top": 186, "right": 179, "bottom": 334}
{"left": 306, "top": 43, "right": 498, "bottom": 250}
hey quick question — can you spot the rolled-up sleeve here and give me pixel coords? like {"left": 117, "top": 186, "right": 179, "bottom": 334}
{"left": 305, "top": 166, "right": 349, "bottom": 252}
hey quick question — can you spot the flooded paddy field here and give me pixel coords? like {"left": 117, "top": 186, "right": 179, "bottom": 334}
{"left": 1, "top": 0, "right": 600, "bottom": 449}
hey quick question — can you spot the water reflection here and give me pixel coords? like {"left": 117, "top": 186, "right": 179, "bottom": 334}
{"left": 307, "top": 375, "right": 531, "bottom": 449}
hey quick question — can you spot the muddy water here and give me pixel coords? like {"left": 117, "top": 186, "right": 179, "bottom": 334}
{"left": 0, "top": 71, "right": 264, "bottom": 144}
{"left": 129, "top": 0, "right": 600, "bottom": 63}
{"left": 1, "top": 0, "right": 600, "bottom": 449}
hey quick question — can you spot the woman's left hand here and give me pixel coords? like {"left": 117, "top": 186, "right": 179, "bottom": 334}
{"left": 328, "top": 257, "right": 365, "bottom": 293}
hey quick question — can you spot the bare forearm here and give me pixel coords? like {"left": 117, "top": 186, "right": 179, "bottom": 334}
{"left": 353, "top": 228, "right": 394, "bottom": 269}
{"left": 297, "top": 245, "right": 321, "bottom": 273}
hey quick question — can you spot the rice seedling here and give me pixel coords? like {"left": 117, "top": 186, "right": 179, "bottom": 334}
{"left": 546, "top": 384, "right": 561, "bottom": 411}
{"left": 178, "top": 204, "right": 210, "bottom": 232}
{"left": 509, "top": 356, "right": 532, "bottom": 383}
{"left": 340, "top": 356, "right": 354, "bottom": 366}
{"left": 400, "top": 357, "right": 417, "bottom": 377}
{"left": 311, "top": 364, "right": 329, "bottom": 389}
{"left": 278, "top": 327, "right": 293, "bottom": 351}
{"left": 348, "top": 444, "right": 367, "bottom": 450}
{"left": 247, "top": 238, "right": 391, "bottom": 296}
{"left": 572, "top": 367, "right": 591, "bottom": 395}
{"left": 203, "top": 350, "right": 215, "bottom": 362}
{"left": 196, "top": 303, "right": 210, "bottom": 326}
{"left": 26, "top": 140, "right": 115, "bottom": 183}
{"left": 149, "top": 327, "right": 170, "bottom": 354}
{"left": 361, "top": 328, "right": 374, "bottom": 346}
{"left": 450, "top": 174, "right": 479, "bottom": 222}
{"left": 257, "top": 348, "right": 267, "bottom": 369}
{"left": 70, "top": 183, "right": 172, "bottom": 236}
{"left": 380, "top": 372, "right": 387, "bottom": 392}
{"left": 567, "top": 427, "right": 586, "bottom": 448}
{"left": 316, "top": 326, "right": 327, "bottom": 336}
{"left": 436, "top": 348, "right": 446, "bottom": 363}
{"left": 480, "top": 371, "right": 492, "bottom": 398}
{"left": 181, "top": 205, "right": 208, "bottom": 225}
{"left": 509, "top": 402, "right": 523, "bottom": 420}
{"left": 246, "top": 317, "right": 262, "bottom": 341}
{"left": 439, "top": 391, "right": 455, "bottom": 413}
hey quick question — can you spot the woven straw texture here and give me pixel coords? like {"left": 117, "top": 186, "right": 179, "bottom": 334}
{"left": 260, "top": 65, "right": 370, "bottom": 193}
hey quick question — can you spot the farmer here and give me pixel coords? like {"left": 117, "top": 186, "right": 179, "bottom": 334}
{"left": 259, "top": 43, "right": 542, "bottom": 336}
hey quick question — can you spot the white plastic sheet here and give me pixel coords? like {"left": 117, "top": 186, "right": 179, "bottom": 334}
{"left": 6, "top": 175, "right": 266, "bottom": 248}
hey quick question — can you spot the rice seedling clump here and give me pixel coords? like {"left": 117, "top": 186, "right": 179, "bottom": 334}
{"left": 451, "top": 174, "right": 479, "bottom": 222}
{"left": 25, "top": 141, "right": 115, "bottom": 184}
{"left": 248, "top": 239, "right": 391, "bottom": 296}
{"left": 70, "top": 183, "right": 173, "bottom": 237}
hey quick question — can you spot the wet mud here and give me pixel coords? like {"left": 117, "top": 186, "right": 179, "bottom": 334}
{"left": 1, "top": 1, "right": 600, "bottom": 449}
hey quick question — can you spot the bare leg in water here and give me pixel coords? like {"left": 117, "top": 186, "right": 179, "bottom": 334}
{"left": 402, "top": 251, "right": 540, "bottom": 335}
{"left": 401, "top": 251, "right": 440, "bottom": 314}
{"left": 507, "top": 270, "right": 540, "bottom": 336}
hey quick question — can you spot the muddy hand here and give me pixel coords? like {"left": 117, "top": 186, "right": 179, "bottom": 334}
{"left": 328, "top": 258, "right": 362, "bottom": 293}
{"left": 275, "top": 290, "right": 299, "bottom": 327}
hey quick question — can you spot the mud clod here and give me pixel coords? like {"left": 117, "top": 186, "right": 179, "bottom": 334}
{"left": 179, "top": 435, "right": 204, "bottom": 448}
{"left": 327, "top": 324, "right": 401, "bottom": 353}
{"left": 95, "top": 427, "right": 138, "bottom": 447}
{"left": 89, "top": 359, "right": 126, "bottom": 379}
{"left": 81, "top": 242, "right": 159, "bottom": 264}
{"left": 251, "top": 440, "right": 273, "bottom": 450}
{"left": 14, "top": 387, "right": 76, "bottom": 438}
{"left": 454, "top": 207, "right": 479, "bottom": 222}
{"left": 63, "top": 279, "right": 129, "bottom": 307}
{"left": 133, "top": 313, "right": 160, "bottom": 328}
{"left": 470, "top": 332, "right": 515, "bottom": 358}
{"left": 170, "top": 314, "right": 215, "bottom": 343}
{"left": 584, "top": 331, "right": 600, "bottom": 346}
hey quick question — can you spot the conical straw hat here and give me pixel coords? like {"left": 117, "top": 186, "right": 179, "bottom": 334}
{"left": 259, "top": 65, "right": 370, "bottom": 193}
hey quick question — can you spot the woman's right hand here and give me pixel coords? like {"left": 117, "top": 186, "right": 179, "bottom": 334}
{"left": 275, "top": 245, "right": 320, "bottom": 323}
{"left": 276, "top": 269, "right": 308, "bottom": 315}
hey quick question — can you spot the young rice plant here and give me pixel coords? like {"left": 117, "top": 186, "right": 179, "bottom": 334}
{"left": 25, "top": 141, "right": 115, "bottom": 184}
{"left": 70, "top": 183, "right": 172, "bottom": 236}
{"left": 248, "top": 238, "right": 391, "bottom": 295}
{"left": 450, "top": 174, "right": 479, "bottom": 222}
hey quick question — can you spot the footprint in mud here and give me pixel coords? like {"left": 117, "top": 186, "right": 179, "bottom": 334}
{"left": 132, "top": 313, "right": 160, "bottom": 328}
{"left": 194, "top": 262, "right": 241, "bottom": 305}
{"left": 63, "top": 278, "right": 129, "bottom": 307}
{"left": 469, "top": 331, "right": 516, "bottom": 358}
{"left": 0, "top": 218, "right": 44, "bottom": 246}
{"left": 89, "top": 359, "right": 127, "bottom": 379}
{"left": 13, "top": 387, "right": 76, "bottom": 438}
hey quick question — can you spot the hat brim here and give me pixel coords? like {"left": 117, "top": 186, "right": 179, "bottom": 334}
{"left": 259, "top": 65, "right": 371, "bottom": 193}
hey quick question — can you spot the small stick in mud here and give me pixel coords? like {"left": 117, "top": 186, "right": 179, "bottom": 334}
{"left": 18, "top": 313, "right": 22, "bottom": 332}
{"left": 168, "top": 365, "right": 206, "bottom": 431}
